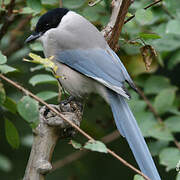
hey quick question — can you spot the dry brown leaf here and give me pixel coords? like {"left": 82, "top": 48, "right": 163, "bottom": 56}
{"left": 140, "top": 45, "right": 157, "bottom": 71}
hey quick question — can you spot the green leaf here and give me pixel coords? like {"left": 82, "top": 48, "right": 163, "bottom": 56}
{"left": 30, "top": 16, "right": 39, "bottom": 31}
{"left": 22, "top": 134, "right": 33, "bottom": 147}
{"left": 149, "top": 124, "right": 174, "bottom": 141}
{"left": 3, "top": 97, "right": 17, "bottom": 114}
{"left": 128, "top": 100, "right": 146, "bottom": 114}
{"left": 154, "top": 89, "right": 176, "bottom": 114}
{"left": 41, "top": 0, "right": 58, "bottom": 5}
{"left": 177, "top": 173, "right": 180, "bottom": 180}
{"left": 159, "top": 147, "right": 180, "bottom": 171}
{"left": 20, "top": 7, "right": 35, "bottom": 14}
{"left": 0, "top": 83, "right": 6, "bottom": 105}
{"left": 26, "top": 0, "right": 42, "bottom": 13}
{"left": 0, "top": 0, "right": 10, "bottom": 5}
{"left": 163, "top": 0, "right": 180, "bottom": 16}
{"left": 166, "top": 19, "right": 180, "bottom": 35}
{"left": 0, "top": 154, "right": 12, "bottom": 172}
{"left": 139, "top": 33, "right": 161, "bottom": 40}
{"left": 0, "top": 51, "right": 7, "bottom": 64}
{"left": 168, "top": 107, "right": 180, "bottom": 116}
{"left": 29, "top": 42, "right": 43, "bottom": 51}
{"left": 36, "top": 91, "right": 58, "bottom": 101}
{"left": 135, "top": 9, "right": 153, "bottom": 25}
{"left": 17, "top": 96, "right": 39, "bottom": 124}
{"left": 148, "top": 140, "right": 169, "bottom": 156}
{"left": 29, "top": 74, "right": 57, "bottom": 86}
{"left": 133, "top": 174, "right": 144, "bottom": 180}
{"left": 0, "top": 64, "right": 17, "bottom": 74}
{"left": 152, "top": 34, "right": 180, "bottom": 52}
{"left": 70, "top": 140, "right": 82, "bottom": 149}
{"left": 63, "top": 0, "right": 85, "bottom": 9}
{"left": 30, "top": 65, "right": 44, "bottom": 72}
{"left": 5, "top": 118, "right": 20, "bottom": 149}
{"left": 84, "top": 140, "right": 108, "bottom": 153}
{"left": 135, "top": 112, "right": 157, "bottom": 137}
{"left": 144, "top": 75, "right": 173, "bottom": 95}
{"left": 165, "top": 116, "right": 180, "bottom": 132}
{"left": 82, "top": 4, "right": 105, "bottom": 22}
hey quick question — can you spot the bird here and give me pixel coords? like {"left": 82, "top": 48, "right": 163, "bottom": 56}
{"left": 25, "top": 8, "right": 161, "bottom": 180}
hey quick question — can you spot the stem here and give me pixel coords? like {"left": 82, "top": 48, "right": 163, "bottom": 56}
{"left": 124, "top": 0, "right": 162, "bottom": 24}
{"left": 0, "top": 0, "right": 16, "bottom": 41}
{"left": 52, "top": 130, "right": 120, "bottom": 171}
{"left": 108, "top": 0, "right": 132, "bottom": 50}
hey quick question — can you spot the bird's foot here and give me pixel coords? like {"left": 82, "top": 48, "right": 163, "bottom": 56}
{"left": 59, "top": 96, "right": 84, "bottom": 113}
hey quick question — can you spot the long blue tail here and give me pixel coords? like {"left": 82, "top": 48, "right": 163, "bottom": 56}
{"left": 108, "top": 90, "right": 161, "bottom": 180}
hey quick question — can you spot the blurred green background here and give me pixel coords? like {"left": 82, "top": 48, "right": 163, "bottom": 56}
{"left": 0, "top": 0, "right": 180, "bottom": 179}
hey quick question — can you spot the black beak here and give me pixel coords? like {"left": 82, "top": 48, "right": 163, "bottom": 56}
{"left": 25, "top": 32, "right": 42, "bottom": 43}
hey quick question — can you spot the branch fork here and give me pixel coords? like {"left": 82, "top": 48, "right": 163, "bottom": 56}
{"left": 23, "top": 102, "right": 83, "bottom": 180}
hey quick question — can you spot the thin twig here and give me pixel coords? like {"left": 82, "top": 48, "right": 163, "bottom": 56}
{"left": 3, "top": 42, "right": 23, "bottom": 57}
{"left": 137, "top": 88, "right": 163, "bottom": 124}
{"left": 0, "top": 74, "right": 93, "bottom": 141}
{"left": 161, "top": 4, "right": 175, "bottom": 19}
{"left": 102, "top": 0, "right": 122, "bottom": 40}
{"left": 88, "top": 0, "right": 102, "bottom": 7}
{"left": 59, "top": 0, "right": 63, "bottom": 8}
{"left": 144, "top": 0, "right": 162, "bottom": 10}
{"left": 108, "top": 149, "right": 149, "bottom": 180}
{"left": 0, "top": 0, "right": 16, "bottom": 41}
{"left": 52, "top": 151, "right": 86, "bottom": 171}
{"left": 137, "top": 87, "right": 180, "bottom": 151}
{"left": 102, "top": 130, "right": 120, "bottom": 143}
{"left": 124, "top": 0, "right": 162, "bottom": 24}
{"left": 52, "top": 130, "right": 120, "bottom": 171}
{"left": 3, "top": 15, "right": 32, "bottom": 56}
{"left": 10, "top": 15, "right": 32, "bottom": 42}
{"left": 0, "top": 73, "right": 150, "bottom": 180}
{"left": 174, "top": 140, "right": 180, "bottom": 151}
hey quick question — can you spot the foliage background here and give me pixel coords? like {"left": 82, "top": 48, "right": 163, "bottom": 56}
{"left": 0, "top": 0, "right": 180, "bottom": 179}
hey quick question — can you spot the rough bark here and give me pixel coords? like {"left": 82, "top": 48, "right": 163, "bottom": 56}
{"left": 23, "top": 102, "right": 82, "bottom": 180}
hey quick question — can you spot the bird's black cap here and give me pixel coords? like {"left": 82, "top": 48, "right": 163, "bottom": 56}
{"left": 25, "top": 8, "right": 69, "bottom": 43}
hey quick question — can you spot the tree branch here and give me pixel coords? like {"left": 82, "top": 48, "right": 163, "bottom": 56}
{"left": 108, "top": 0, "right": 133, "bottom": 50}
{"left": 102, "top": 0, "right": 122, "bottom": 42}
{"left": 59, "top": 0, "right": 63, "bottom": 8}
{"left": 0, "top": 0, "right": 17, "bottom": 41}
{"left": 137, "top": 88, "right": 163, "bottom": 124}
{"left": 3, "top": 15, "right": 32, "bottom": 56}
{"left": 137, "top": 87, "right": 180, "bottom": 151}
{"left": 23, "top": 104, "right": 82, "bottom": 180}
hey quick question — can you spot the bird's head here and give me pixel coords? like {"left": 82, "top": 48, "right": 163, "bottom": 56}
{"left": 25, "top": 8, "right": 69, "bottom": 43}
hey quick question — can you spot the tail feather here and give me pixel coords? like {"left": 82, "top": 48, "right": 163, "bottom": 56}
{"left": 108, "top": 90, "right": 161, "bottom": 180}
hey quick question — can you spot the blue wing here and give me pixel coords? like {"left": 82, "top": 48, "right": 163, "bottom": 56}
{"left": 56, "top": 47, "right": 136, "bottom": 99}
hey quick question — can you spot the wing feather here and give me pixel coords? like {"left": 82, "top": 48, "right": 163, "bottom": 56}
{"left": 56, "top": 48, "right": 135, "bottom": 99}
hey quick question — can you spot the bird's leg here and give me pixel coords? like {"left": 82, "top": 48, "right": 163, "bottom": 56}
{"left": 60, "top": 96, "right": 75, "bottom": 105}
{"left": 59, "top": 96, "right": 84, "bottom": 113}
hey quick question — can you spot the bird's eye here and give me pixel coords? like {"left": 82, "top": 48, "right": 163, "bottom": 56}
{"left": 46, "top": 23, "right": 49, "bottom": 27}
